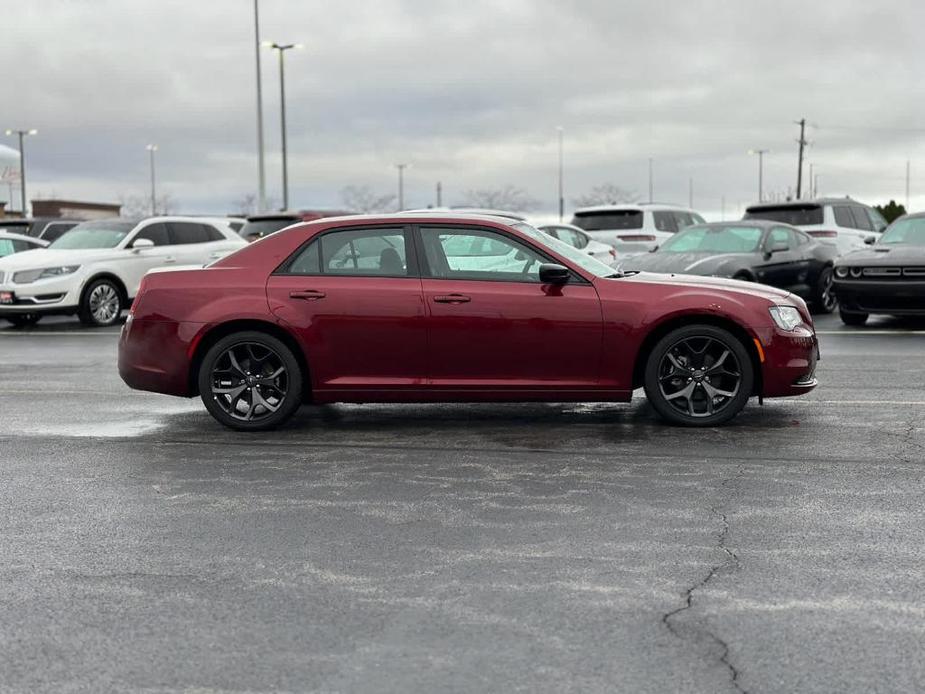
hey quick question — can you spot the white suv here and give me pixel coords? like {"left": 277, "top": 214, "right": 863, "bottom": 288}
{"left": 570, "top": 203, "right": 706, "bottom": 256}
{"left": 744, "top": 198, "right": 887, "bottom": 255}
{"left": 0, "top": 216, "right": 246, "bottom": 327}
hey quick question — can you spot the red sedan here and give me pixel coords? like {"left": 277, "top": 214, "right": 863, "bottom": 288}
{"left": 118, "top": 214, "right": 819, "bottom": 430}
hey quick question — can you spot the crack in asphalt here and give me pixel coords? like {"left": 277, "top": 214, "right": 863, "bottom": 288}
{"left": 662, "top": 493, "right": 747, "bottom": 693}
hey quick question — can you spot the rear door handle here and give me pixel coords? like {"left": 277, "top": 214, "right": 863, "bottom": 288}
{"left": 433, "top": 294, "right": 471, "bottom": 304}
{"left": 289, "top": 290, "right": 326, "bottom": 300}
{"left": 163, "top": 257, "right": 177, "bottom": 264}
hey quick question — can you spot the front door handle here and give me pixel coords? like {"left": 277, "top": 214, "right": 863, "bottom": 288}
{"left": 164, "top": 256, "right": 177, "bottom": 264}
{"left": 290, "top": 290, "right": 326, "bottom": 300}
{"left": 433, "top": 294, "right": 471, "bottom": 304}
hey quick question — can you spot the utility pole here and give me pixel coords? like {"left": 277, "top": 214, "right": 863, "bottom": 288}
{"left": 796, "top": 118, "right": 807, "bottom": 199}
{"left": 145, "top": 144, "right": 158, "bottom": 215}
{"left": 264, "top": 42, "right": 300, "bottom": 210}
{"left": 556, "top": 126, "right": 564, "bottom": 221}
{"left": 253, "top": 0, "right": 266, "bottom": 211}
{"left": 436, "top": 180, "right": 442, "bottom": 207}
{"left": 395, "top": 163, "right": 408, "bottom": 211}
{"left": 5, "top": 128, "right": 37, "bottom": 215}
{"left": 808, "top": 163, "right": 814, "bottom": 198}
{"left": 749, "top": 149, "right": 769, "bottom": 202}
{"left": 648, "top": 158, "right": 654, "bottom": 203}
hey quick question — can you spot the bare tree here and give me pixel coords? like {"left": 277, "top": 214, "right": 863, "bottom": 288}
{"left": 232, "top": 193, "right": 258, "bottom": 216}
{"left": 456, "top": 185, "right": 539, "bottom": 212}
{"left": 572, "top": 183, "right": 639, "bottom": 208}
{"left": 118, "top": 193, "right": 178, "bottom": 217}
{"left": 340, "top": 185, "right": 397, "bottom": 213}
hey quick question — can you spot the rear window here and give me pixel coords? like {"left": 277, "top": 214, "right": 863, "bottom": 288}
{"left": 744, "top": 205, "right": 823, "bottom": 226}
{"left": 240, "top": 217, "right": 300, "bottom": 241}
{"left": 571, "top": 210, "right": 643, "bottom": 231}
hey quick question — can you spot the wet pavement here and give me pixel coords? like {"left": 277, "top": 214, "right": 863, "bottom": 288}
{"left": 1, "top": 314, "right": 923, "bottom": 693}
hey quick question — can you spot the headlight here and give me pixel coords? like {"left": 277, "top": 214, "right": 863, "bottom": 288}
{"left": 834, "top": 266, "right": 849, "bottom": 278}
{"left": 769, "top": 305, "right": 803, "bottom": 331}
{"left": 12, "top": 265, "right": 81, "bottom": 284}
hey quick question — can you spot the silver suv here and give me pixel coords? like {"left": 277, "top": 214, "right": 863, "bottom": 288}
{"left": 570, "top": 203, "right": 706, "bottom": 256}
{"left": 744, "top": 198, "right": 887, "bottom": 256}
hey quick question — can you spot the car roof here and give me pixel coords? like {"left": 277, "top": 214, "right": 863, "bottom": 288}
{"left": 573, "top": 202, "right": 697, "bottom": 213}
{"left": 691, "top": 220, "right": 796, "bottom": 231}
{"left": 746, "top": 197, "right": 870, "bottom": 209}
{"left": 401, "top": 207, "right": 529, "bottom": 221}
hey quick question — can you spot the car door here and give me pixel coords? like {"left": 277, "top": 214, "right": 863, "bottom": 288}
{"left": 417, "top": 225, "right": 603, "bottom": 391}
{"left": 119, "top": 222, "right": 177, "bottom": 295}
{"left": 265, "top": 225, "right": 428, "bottom": 396}
{"left": 756, "top": 227, "right": 804, "bottom": 290}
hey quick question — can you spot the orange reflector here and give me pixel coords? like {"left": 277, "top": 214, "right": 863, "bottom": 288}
{"left": 753, "top": 338, "right": 766, "bottom": 363}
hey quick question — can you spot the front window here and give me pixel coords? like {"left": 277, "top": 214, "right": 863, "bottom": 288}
{"left": 879, "top": 217, "right": 925, "bottom": 246}
{"left": 514, "top": 223, "right": 616, "bottom": 278}
{"left": 744, "top": 204, "right": 824, "bottom": 226}
{"left": 571, "top": 210, "right": 643, "bottom": 231}
{"left": 48, "top": 221, "right": 135, "bottom": 249}
{"left": 421, "top": 227, "right": 545, "bottom": 282}
{"left": 660, "top": 225, "right": 764, "bottom": 254}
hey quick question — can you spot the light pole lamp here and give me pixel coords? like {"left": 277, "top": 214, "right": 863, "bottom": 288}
{"left": 395, "top": 163, "right": 410, "bottom": 211}
{"left": 748, "top": 149, "right": 769, "bottom": 202}
{"left": 146, "top": 144, "right": 158, "bottom": 215}
{"left": 263, "top": 41, "right": 302, "bottom": 211}
{"left": 5, "top": 128, "right": 37, "bottom": 215}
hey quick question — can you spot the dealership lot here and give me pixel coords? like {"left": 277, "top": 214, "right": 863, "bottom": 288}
{"left": 1, "top": 315, "right": 923, "bottom": 693}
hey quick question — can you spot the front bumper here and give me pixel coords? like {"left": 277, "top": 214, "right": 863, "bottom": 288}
{"left": 0, "top": 275, "right": 81, "bottom": 315}
{"left": 757, "top": 324, "right": 819, "bottom": 398}
{"left": 833, "top": 278, "right": 925, "bottom": 315}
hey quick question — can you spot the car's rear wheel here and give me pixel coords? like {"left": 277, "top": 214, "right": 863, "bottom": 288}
{"left": 839, "top": 308, "right": 869, "bottom": 326}
{"left": 5, "top": 313, "right": 41, "bottom": 328}
{"left": 198, "top": 331, "right": 303, "bottom": 431}
{"left": 644, "top": 325, "right": 754, "bottom": 426}
{"left": 78, "top": 278, "right": 124, "bottom": 327}
{"left": 812, "top": 266, "right": 837, "bottom": 314}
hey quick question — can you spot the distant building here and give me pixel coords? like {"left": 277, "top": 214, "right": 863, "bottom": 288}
{"left": 30, "top": 199, "right": 121, "bottom": 220}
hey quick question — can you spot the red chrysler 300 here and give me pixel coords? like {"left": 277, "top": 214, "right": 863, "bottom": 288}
{"left": 119, "top": 214, "right": 819, "bottom": 430}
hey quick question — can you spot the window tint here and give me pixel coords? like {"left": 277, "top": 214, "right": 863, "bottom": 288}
{"left": 40, "top": 223, "right": 76, "bottom": 242}
{"left": 421, "top": 227, "right": 546, "bottom": 282}
{"left": 850, "top": 207, "right": 873, "bottom": 231}
{"left": 287, "top": 240, "right": 320, "bottom": 274}
{"left": 673, "top": 212, "right": 697, "bottom": 230}
{"left": 323, "top": 228, "right": 408, "bottom": 275}
{"left": 744, "top": 204, "right": 824, "bottom": 226}
{"left": 768, "top": 227, "right": 792, "bottom": 249}
{"left": 571, "top": 210, "right": 643, "bottom": 231}
{"left": 879, "top": 216, "right": 925, "bottom": 246}
{"left": 168, "top": 222, "right": 211, "bottom": 245}
{"left": 867, "top": 208, "right": 888, "bottom": 232}
{"left": 833, "top": 206, "right": 856, "bottom": 228}
{"left": 549, "top": 226, "right": 587, "bottom": 249}
{"left": 133, "top": 222, "right": 171, "bottom": 246}
{"left": 653, "top": 211, "right": 678, "bottom": 232}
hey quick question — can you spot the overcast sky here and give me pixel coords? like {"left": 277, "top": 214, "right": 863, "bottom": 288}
{"left": 3, "top": 0, "right": 925, "bottom": 219}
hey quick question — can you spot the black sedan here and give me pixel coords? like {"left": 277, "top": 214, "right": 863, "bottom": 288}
{"left": 622, "top": 220, "right": 839, "bottom": 313}
{"left": 833, "top": 213, "right": 925, "bottom": 325}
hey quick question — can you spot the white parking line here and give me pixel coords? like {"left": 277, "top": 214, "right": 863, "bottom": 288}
{"left": 816, "top": 330, "right": 925, "bottom": 335}
{"left": 0, "top": 331, "right": 118, "bottom": 336}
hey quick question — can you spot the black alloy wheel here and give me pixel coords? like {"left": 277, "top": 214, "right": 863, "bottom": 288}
{"left": 644, "top": 325, "right": 754, "bottom": 426}
{"left": 812, "top": 266, "right": 837, "bottom": 314}
{"left": 198, "top": 331, "right": 303, "bottom": 431}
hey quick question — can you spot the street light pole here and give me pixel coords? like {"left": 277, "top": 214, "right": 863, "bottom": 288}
{"left": 395, "top": 163, "right": 409, "bottom": 211}
{"left": 5, "top": 128, "right": 37, "bottom": 215}
{"left": 253, "top": 0, "right": 266, "bottom": 212}
{"left": 556, "top": 126, "right": 564, "bottom": 222}
{"left": 749, "top": 149, "right": 769, "bottom": 202}
{"left": 648, "top": 158, "right": 654, "bottom": 203}
{"left": 264, "top": 42, "right": 300, "bottom": 211}
{"left": 146, "top": 144, "right": 158, "bottom": 215}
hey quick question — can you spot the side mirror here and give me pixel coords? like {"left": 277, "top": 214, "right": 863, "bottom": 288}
{"left": 539, "top": 263, "right": 570, "bottom": 284}
{"left": 131, "top": 238, "right": 155, "bottom": 252}
{"left": 769, "top": 241, "right": 789, "bottom": 254}
{"left": 864, "top": 236, "right": 876, "bottom": 245}
{"left": 649, "top": 245, "right": 659, "bottom": 253}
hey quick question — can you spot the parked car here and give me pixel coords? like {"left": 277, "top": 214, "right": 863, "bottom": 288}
{"left": 0, "top": 231, "right": 48, "bottom": 258}
{"left": 571, "top": 203, "right": 706, "bottom": 256}
{"left": 622, "top": 221, "right": 839, "bottom": 313}
{"left": 536, "top": 223, "right": 617, "bottom": 266}
{"left": 240, "top": 210, "right": 354, "bottom": 242}
{"left": 0, "top": 217, "right": 82, "bottom": 243}
{"left": 744, "top": 198, "right": 887, "bottom": 255}
{"left": 119, "top": 213, "right": 819, "bottom": 430}
{"left": 833, "top": 212, "right": 925, "bottom": 325}
{"left": 0, "top": 216, "right": 246, "bottom": 327}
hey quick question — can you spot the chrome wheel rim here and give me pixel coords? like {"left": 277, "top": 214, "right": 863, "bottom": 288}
{"left": 210, "top": 342, "right": 289, "bottom": 422}
{"left": 89, "top": 284, "right": 120, "bottom": 324}
{"left": 820, "top": 268, "right": 837, "bottom": 311}
{"left": 658, "top": 336, "right": 742, "bottom": 418}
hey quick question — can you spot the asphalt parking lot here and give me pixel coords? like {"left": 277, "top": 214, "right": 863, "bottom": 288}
{"left": 1, "top": 314, "right": 923, "bottom": 693}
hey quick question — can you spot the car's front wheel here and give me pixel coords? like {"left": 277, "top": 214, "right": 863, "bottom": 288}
{"left": 198, "top": 331, "right": 303, "bottom": 431}
{"left": 4, "top": 313, "right": 41, "bottom": 328}
{"left": 839, "top": 308, "right": 869, "bottom": 326}
{"left": 812, "top": 266, "right": 837, "bottom": 314}
{"left": 78, "top": 278, "right": 124, "bottom": 327}
{"left": 644, "top": 325, "right": 754, "bottom": 426}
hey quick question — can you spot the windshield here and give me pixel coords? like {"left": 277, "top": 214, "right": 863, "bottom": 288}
{"left": 660, "top": 225, "right": 764, "bottom": 253}
{"left": 514, "top": 223, "right": 616, "bottom": 278}
{"left": 571, "top": 210, "right": 643, "bottom": 231}
{"left": 241, "top": 218, "right": 299, "bottom": 241}
{"left": 49, "top": 221, "right": 135, "bottom": 249}
{"left": 744, "top": 204, "right": 823, "bottom": 226}
{"left": 879, "top": 216, "right": 925, "bottom": 245}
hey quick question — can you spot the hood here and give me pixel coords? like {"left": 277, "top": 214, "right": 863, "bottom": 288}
{"left": 0, "top": 247, "right": 124, "bottom": 271}
{"left": 836, "top": 244, "right": 925, "bottom": 266}
{"left": 623, "top": 251, "right": 751, "bottom": 275}
{"left": 614, "top": 271, "right": 792, "bottom": 303}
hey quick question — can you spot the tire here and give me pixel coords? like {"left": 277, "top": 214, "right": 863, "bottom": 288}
{"left": 644, "top": 325, "right": 754, "bottom": 427}
{"left": 5, "top": 313, "right": 41, "bottom": 328}
{"left": 811, "top": 266, "right": 837, "bottom": 314}
{"left": 78, "top": 278, "right": 124, "bottom": 327}
{"left": 839, "top": 308, "right": 869, "bottom": 326}
{"left": 198, "top": 331, "right": 303, "bottom": 431}
{"left": 732, "top": 272, "right": 754, "bottom": 282}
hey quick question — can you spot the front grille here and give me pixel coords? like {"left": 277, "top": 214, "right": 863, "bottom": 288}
{"left": 844, "top": 266, "right": 925, "bottom": 280}
{"left": 904, "top": 267, "right": 925, "bottom": 277}
{"left": 863, "top": 267, "right": 901, "bottom": 277}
